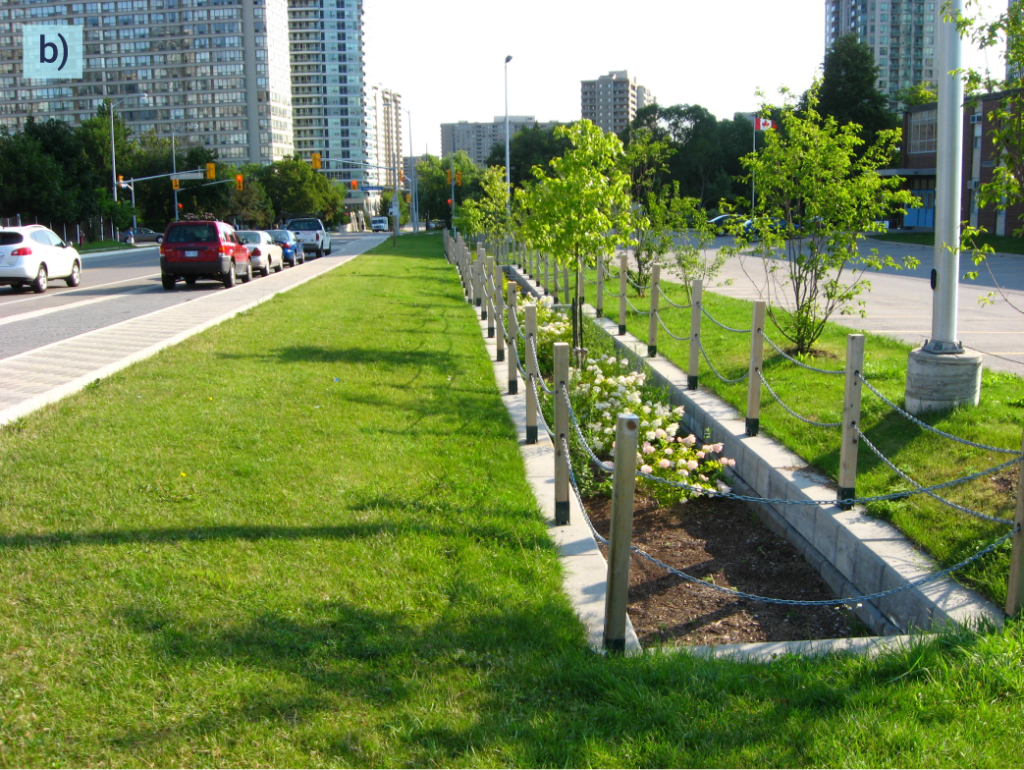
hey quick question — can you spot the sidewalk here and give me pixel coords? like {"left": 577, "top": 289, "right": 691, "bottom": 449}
{"left": 0, "top": 236, "right": 386, "bottom": 427}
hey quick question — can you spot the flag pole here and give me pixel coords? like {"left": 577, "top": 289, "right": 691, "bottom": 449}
{"left": 751, "top": 119, "right": 756, "bottom": 214}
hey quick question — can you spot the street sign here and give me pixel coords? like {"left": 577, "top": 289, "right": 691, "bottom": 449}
{"left": 362, "top": 186, "right": 383, "bottom": 192}
{"left": 172, "top": 171, "right": 204, "bottom": 181}
{"left": 389, "top": 204, "right": 399, "bottom": 216}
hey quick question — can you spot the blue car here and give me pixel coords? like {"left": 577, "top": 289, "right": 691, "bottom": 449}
{"left": 267, "top": 229, "right": 305, "bottom": 267}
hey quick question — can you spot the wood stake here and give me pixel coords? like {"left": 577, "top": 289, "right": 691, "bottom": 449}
{"left": 648, "top": 264, "right": 660, "bottom": 358}
{"left": 604, "top": 413, "right": 639, "bottom": 652}
{"left": 553, "top": 342, "right": 570, "bottom": 525}
{"left": 618, "top": 253, "right": 627, "bottom": 335}
{"left": 688, "top": 279, "right": 702, "bottom": 390}
{"left": 838, "top": 334, "right": 866, "bottom": 509}
{"left": 507, "top": 283, "right": 519, "bottom": 395}
{"left": 1006, "top": 422, "right": 1024, "bottom": 615}
{"left": 746, "top": 301, "right": 766, "bottom": 436}
{"left": 525, "top": 305, "right": 538, "bottom": 445}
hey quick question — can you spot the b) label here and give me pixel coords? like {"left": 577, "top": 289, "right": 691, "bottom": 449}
{"left": 22, "top": 25, "right": 83, "bottom": 80}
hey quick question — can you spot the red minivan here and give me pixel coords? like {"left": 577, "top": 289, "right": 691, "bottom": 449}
{"left": 159, "top": 219, "right": 252, "bottom": 290}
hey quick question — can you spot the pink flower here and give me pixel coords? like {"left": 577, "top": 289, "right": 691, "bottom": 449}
{"left": 682, "top": 435, "right": 697, "bottom": 446}
{"left": 641, "top": 464, "right": 653, "bottom": 474}
{"left": 606, "top": 461, "right": 614, "bottom": 469}
{"left": 696, "top": 451, "right": 705, "bottom": 459}
{"left": 677, "top": 468, "right": 689, "bottom": 477}
{"left": 686, "top": 460, "right": 699, "bottom": 471}
{"left": 699, "top": 474, "right": 708, "bottom": 481}
{"left": 642, "top": 442, "right": 656, "bottom": 455}
{"left": 658, "top": 459, "right": 672, "bottom": 469}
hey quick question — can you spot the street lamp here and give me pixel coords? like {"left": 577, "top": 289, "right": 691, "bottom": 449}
{"left": 405, "top": 108, "right": 419, "bottom": 233}
{"left": 109, "top": 92, "right": 148, "bottom": 203}
{"left": 504, "top": 55, "right": 512, "bottom": 217}
{"left": 169, "top": 122, "right": 199, "bottom": 221}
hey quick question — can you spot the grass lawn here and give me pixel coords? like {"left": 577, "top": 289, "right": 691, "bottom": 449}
{"left": 577, "top": 265, "right": 1023, "bottom": 605}
{"left": 870, "top": 230, "right": 1024, "bottom": 256}
{"left": 2, "top": 234, "right": 1024, "bottom": 766}
{"left": 78, "top": 239, "right": 133, "bottom": 253}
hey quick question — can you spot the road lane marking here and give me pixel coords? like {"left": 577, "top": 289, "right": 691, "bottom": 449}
{"left": 0, "top": 284, "right": 158, "bottom": 327}
{"left": 0, "top": 272, "right": 161, "bottom": 309}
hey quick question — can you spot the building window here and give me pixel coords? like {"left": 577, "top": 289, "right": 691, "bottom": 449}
{"left": 908, "top": 109, "right": 937, "bottom": 153}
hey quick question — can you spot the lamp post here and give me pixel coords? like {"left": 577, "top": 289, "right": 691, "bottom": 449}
{"left": 109, "top": 92, "right": 148, "bottom": 204}
{"left": 405, "top": 108, "right": 419, "bottom": 233}
{"left": 504, "top": 55, "right": 513, "bottom": 218}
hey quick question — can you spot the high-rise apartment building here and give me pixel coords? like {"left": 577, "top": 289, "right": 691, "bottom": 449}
{"left": 287, "top": 0, "right": 366, "bottom": 199}
{"left": 580, "top": 71, "right": 655, "bottom": 135}
{"left": 439, "top": 116, "right": 559, "bottom": 166}
{"left": 0, "top": 0, "right": 295, "bottom": 164}
{"left": 824, "top": 0, "right": 940, "bottom": 108}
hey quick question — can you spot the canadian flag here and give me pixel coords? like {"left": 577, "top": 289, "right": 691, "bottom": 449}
{"left": 755, "top": 117, "right": 776, "bottom": 131}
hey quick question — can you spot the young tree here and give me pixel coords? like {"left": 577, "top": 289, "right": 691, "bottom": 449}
{"left": 484, "top": 124, "right": 570, "bottom": 190}
{"left": 736, "top": 86, "right": 917, "bottom": 354}
{"left": 453, "top": 165, "right": 510, "bottom": 243}
{"left": 518, "top": 120, "right": 634, "bottom": 350}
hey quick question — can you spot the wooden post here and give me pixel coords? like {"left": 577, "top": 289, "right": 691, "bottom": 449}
{"left": 552, "top": 257, "right": 559, "bottom": 304}
{"left": 647, "top": 264, "right": 660, "bottom": 358}
{"left": 553, "top": 342, "right": 570, "bottom": 525}
{"left": 596, "top": 256, "right": 604, "bottom": 319}
{"left": 838, "top": 334, "right": 866, "bottom": 509}
{"left": 618, "top": 253, "right": 627, "bottom": 335}
{"left": 563, "top": 266, "right": 570, "bottom": 306}
{"left": 507, "top": 283, "right": 519, "bottom": 395}
{"left": 485, "top": 256, "right": 495, "bottom": 337}
{"left": 525, "top": 305, "right": 539, "bottom": 445}
{"left": 688, "top": 279, "right": 702, "bottom": 390}
{"left": 604, "top": 413, "right": 639, "bottom": 652}
{"left": 746, "top": 301, "right": 766, "bottom": 436}
{"left": 544, "top": 252, "right": 550, "bottom": 296}
{"left": 495, "top": 264, "right": 506, "bottom": 363}
{"left": 1005, "top": 423, "right": 1024, "bottom": 615}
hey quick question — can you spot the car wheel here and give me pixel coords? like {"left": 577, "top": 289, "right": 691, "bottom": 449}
{"left": 156, "top": 236, "right": 163, "bottom": 244}
{"left": 241, "top": 261, "right": 253, "bottom": 283}
{"left": 161, "top": 273, "right": 176, "bottom": 290}
{"left": 31, "top": 265, "right": 47, "bottom": 293}
{"left": 316, "top": 248, "right": 324, "bottom": 259}
{"left": 259, "top": 262, "right": 270, "bottom": 277}
{"left": 65, "top": 260, "right": 82, "bottom": 287}
{"left": 184, "top": 276, "right": 197, "bottom": 286}
{"left": 223, "top": 262, "right": 236, "bottom": 289}
{"left": 298, "top": 255, "right": 305, "bottom": 265}
{"left": 273, "top": 258, "right": 282, "bottom": 273}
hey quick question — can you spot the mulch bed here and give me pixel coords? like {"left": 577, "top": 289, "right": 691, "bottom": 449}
{"left": 585, "top": 493, "right": 859, "bottom": 647}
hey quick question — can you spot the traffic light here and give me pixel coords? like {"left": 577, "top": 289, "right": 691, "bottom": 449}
{"left": 312, "top": 152, "right": 321, "bottom": 170}
{"left": 118, "top": 175, "right": 124, "bottom": 187}
{"left": 400, "top": 169, "right": 404, "bottom": 184}
{"left": 235, "top": 174, "right": 244, "bottom": 191}
{"left": 177, "top": 203, "right": 183, "bottom": 210}
{"left": 349, "top": 179, "right": 358, "bottom": 190}
{"left": 171, "top": 178, "right": 180, "bottom": 190}
{"left": 405, "top": 193, "right": 411, "bottom": 204}
{"left": 446, "top": 169, "right": 451, "bottom": 184}
{"left": 447, "top": 198, "right": 452, "bottom": 206}
{"left": 206, "top": 162, "right": 216, "bottom": 180}
{"left": 456, "top": 170, "right": 462, "bottom": 186}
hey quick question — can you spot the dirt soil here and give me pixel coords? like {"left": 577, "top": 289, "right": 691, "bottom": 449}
{"left": 586, "top": 493, "right": 859, "bottom": 647}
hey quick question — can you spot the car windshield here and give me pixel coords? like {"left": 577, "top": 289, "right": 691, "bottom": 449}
{"left": 0, "top": 232, "right": 24, "bottom": 245}
{"left": 267, "top": 230, "right": 291, "bottom": 241}
{"left": 288, "top": 220, "right": 321, "bottom": 231}
{"left": 236, "top": 231, "right": 260, "bottom": 244}
{"left": 166, "top": 225, "right": 218, "bottom": 243}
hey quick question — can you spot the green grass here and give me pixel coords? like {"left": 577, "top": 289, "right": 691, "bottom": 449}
{"left": 78, "top": 239, "right": 133, "bottom": 252}
{"left": 577, "top": 266, "right": 1023, "bottom": 605}
{"left": 3, "top": 234, "right": 1024, "bottom": 766}
{"left": 870, "top": 230, "right": 1024, "bottom": 255}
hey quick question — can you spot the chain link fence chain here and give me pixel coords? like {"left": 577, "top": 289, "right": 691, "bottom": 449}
{"left": 626, "top": 274, "right": 648, "bottom": 292}
{"left": 699, "top": 338, "right": 751, "bottom": 384}
{"left": 624, "top": 296, "right": 651, "bottom": 316}
{"left": 527, "top": 335, "right": 555, "bottom": 395}
{"left": 603, "top": 282, "right": 621, "bottom": 298}
{"left": 561, "top": 382, "right": 616, "bottom": 473}
{"left": 759, "top": 370, "right": 842, "bottom": 428}
{"left": 858, "top": 374, "right": 1021, "bottom": 456}
{"left": 657, "top": 314, "right": 691, "bottom": 342}
{"left": 760, "top": 330, "right": 846, "bottom": 375}
{"left": 701, "top": 305, "right": 752, "bottom": 334}
{"left": 657, "top": 284, "right": 692, "bottom": 309}
{"left": 857, "top": 429, "right": 1015, "bottom": 526}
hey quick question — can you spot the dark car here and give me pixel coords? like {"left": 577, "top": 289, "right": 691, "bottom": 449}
{"left": 708, "top": 214, "right": 742, "bottom": 234}
{"left": 159, "top": 219, "right": 252, "bottom": 290}
{"left": 741, "top": 217, "right": 798, "bottom": 241}
{"left": 121, "top": 227, "right": 163, "bottom": 244}
{"left": 267, "top": 229, "right": 305, "bottom": 267}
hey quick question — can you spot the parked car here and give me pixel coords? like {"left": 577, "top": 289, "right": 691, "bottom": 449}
{"left": 285, "top": 217, "right": 331, "bottom": 258}
{"left": 159, "top": 219, "right": 252, "bottom": 290}
{"left": 0, "top": 225, "right": 82, "bottom": 293}
{"left": 371, "top": 216, "right": 390, "bottom": 233}
{"left": 741, "top": 217, "right": 798, "bottom": 241}
{"left": 236, "top": 230, "right": 284, "bottom": 276}
{"left": 120, "top": 227, "right": 163, "bottom": 244}
{"left": 267, "top": 229, "right": 305, "bottom": 266}
{"left": 708, "top": 214, "right": 742, "bottom": 234}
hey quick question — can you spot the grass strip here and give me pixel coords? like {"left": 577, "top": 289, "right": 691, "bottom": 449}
{"left": 870, "top": 230, "right": 1024, "bottom": 256}
{"left": 580, "top": 264, "right": 1023, "bottom": 605}
{"left": 1, "top": 234, "right": 1024, "bottom": 767}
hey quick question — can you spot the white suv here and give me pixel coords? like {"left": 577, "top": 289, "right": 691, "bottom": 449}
{"left": 0, "top": 225, "right": 82, "bottom": 293}
{"left": 286, "top": 218, "right": 331, "bottom": 258}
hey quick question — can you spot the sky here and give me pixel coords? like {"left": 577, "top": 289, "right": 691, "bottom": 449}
{"left": 363, "top": 0, "right": 1005, "bottom": 158}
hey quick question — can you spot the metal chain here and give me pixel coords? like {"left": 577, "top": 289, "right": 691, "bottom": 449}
{"left": 859, "top": 374, "right": 1021, "bottom": 456}
{"left": 701, "top": 306, "right": 752, "bottom": 334}
{"left": 857, "top": 429, "right": 1015, "bottom": 526}
{"left": 603, "top": 282, "right": 621, "bottom": 297}
{"left": 583, "top": 276, "right": 597, "bottom": 285}
{"left": 527, "top": 336, "right": 554, "bottom": 394}
{"left": 657, "top": 284, "right": 692, "bottom": 309}
{"left": 759, "top": 331, "right": 846, "bottom": 375}
{"left": 759, "top": 371, "right": 842, "bottom": 428}
{"left": 533, "top": 376, "right": 555, "bottom": 441}
{"left": 560, "top": 382, "right": 615, "bottom": 472}
{"left": 657, "top": 314, "right": 691, "bottom": 342}
{"left": 624, "top": 296, "right": 651, "bottom": 316}
{"left": 626, "top": 274, "right": 648, "bottom": 291}
{"left": 699, "top": 338, "right": 750, "bottom": 384}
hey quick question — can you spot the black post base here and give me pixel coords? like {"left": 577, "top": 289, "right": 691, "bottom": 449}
{"left": 555, "top": 500, "right": 570, "bottom": 526}
{"left": 603, "top": 636, "right": 626, "bottom": 653}
{"left": 487, "top": 328, "right": 494, "bottom": 339}
{"left": 475, "top": 298, "right": 481, "bottom": 307}
{"left": 481, "top": 308, "right": 487, "bottom": 320}
{"left": 508, "top": 380, "right": 518, "bottom": 395}
{"left": 526, "top": 425, "right": 538, "bottom": 445}
{"left": 618, "top": 324, "right": 626, "bottom": 335}
{"left": 648, "top": 345, "right": 657, "bottom": 358}
{"left": 838, "top": 487, "right": 855, "bottom": 511}
{"left": 746, "top": 417, "right": 759, "bottom": 437}
{"left": 497, "top": 350, "right": 504, "bottom": 362}
{"left": 688, "top": 375, "right": 698, "bottom": 391}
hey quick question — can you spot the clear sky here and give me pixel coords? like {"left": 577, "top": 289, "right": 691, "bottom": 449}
{"left": 363, "top": 0, "right": 1005, "bottom": 159}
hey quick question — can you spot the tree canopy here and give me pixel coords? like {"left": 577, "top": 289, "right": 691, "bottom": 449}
{"left": 815, "top": 33, "right": 897, "bottom": 146}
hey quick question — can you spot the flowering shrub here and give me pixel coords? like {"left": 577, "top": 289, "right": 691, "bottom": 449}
{"left": 517, "top": 295, "right": 571, "bottom": 373}
{"left": 569, "top": 354, "right": 734, "bottom": 504}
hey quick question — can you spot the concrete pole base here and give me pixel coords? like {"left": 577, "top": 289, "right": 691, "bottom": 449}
{"left": 904, "top": 347, "right": 983, "bottom": 415}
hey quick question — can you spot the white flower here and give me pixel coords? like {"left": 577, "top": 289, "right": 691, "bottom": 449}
{"left": 640, "top": 464, "right": 653, "bottom": 474}
{"left": 646, "top": 431, "right": 657, "bottom": 441}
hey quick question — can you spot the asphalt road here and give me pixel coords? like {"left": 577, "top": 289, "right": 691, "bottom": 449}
{"left": 662, "top": 235, "right": 1024, "bottom": 378}
{"left": 0, "top": 233, "right": 372, "bottom": 362}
